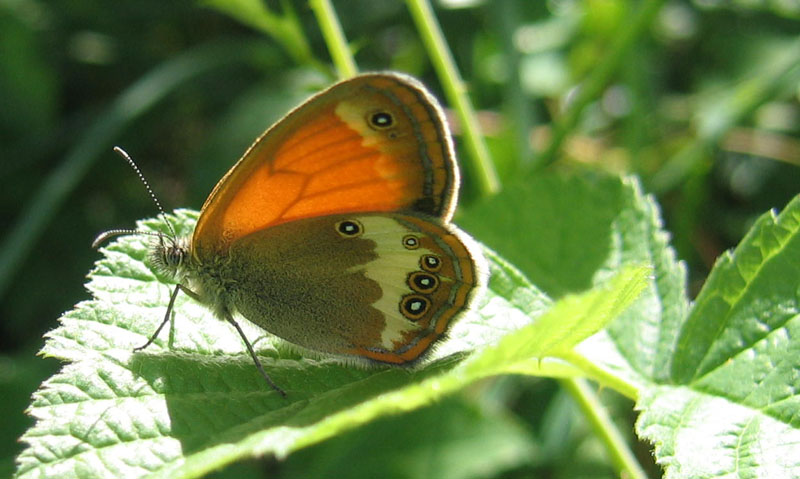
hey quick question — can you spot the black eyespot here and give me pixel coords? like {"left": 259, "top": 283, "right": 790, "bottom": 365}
{"left": 336, "top": 219, "right": 363, "bottom": 237}
{"left": 400, "top": 294, "right": 430, "bottom": 320}
{"left": 408, "top": 272, "right": 439, "bottom": 294}
{"left": 421, "top": 254, "right": 442, "bottom": 272}
{"left": 368, "top": 111, "right": 394, "bottom": 129}
{"left": 403, "top": 235, "right": 420, "bottom": 249}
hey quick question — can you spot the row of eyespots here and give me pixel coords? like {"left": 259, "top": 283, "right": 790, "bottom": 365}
{"left": 334, "top": 220, "right": 444, "bottom": 323}
{"left": 400, "top": 233, "right": 443, "bottom": 321}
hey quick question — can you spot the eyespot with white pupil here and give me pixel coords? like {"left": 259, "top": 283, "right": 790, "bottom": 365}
{"left": 420, "top": 254, "right": 442, "bottom": 272}
{"left": 368, "top": 111, "right": 394, "bottom": 130}
{"left": 336, "top": 219, "right": 363, "bottom": 238}
{"left": 402, "top": 235, "right": 420, "bottom": 249}
{"left": 400, "top": 294, "right": 430, "bottom": 320}
{"left": 408, "top": 271, "right": 439, "bottom": 294}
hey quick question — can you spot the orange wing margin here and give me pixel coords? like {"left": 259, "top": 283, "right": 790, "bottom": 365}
{"left": 192, "top": 73, "right": 459, "bottom": 258}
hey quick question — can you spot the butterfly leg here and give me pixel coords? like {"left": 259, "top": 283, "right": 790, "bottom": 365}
{"left": 134, "top": 283, "right": 183, "bottom": 351}
{"left": 223, "top": 312, "right": 287, "bottom": 397}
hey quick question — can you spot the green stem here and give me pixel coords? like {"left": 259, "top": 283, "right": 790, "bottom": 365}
{"left": 561, "top": 378, "right": 649, "bottom": 479}
{"left": 205, "top": 0, "right": 327, "bottom": 74}
{"left": 534, "top": 0, "right": 665, "bottom": 169}
{"left": 561, "top": 351, "right": 639, "bottom": 400}
{"left": 405, "top": 0, "right": 500, "bottom": 197}
{"left": 309, "top": 0, "right": 358, "bottom": 78}
{"left": 493, "top": 0, "right": 534, "bottom": 168}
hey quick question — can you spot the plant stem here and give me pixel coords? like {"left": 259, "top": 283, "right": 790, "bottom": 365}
{"left": 309, "top": 0, "right": 358, "bottom": 78}
{"left": 405, "top": 0, "right": 500, "bottom": 197}
{"left": 491, "top": 0, "right": 534, "bottom": 168}
{"left": 205, "top": 0, "right": 327, "bottom": 74}
{"left": 561, "top": 378, "right": 649, "bottom": 479}
{"left": 534, "top": 0, "right": 665, "bottom": 169}
{"left": 561, "top": 351, "right": 639, "bottom": 400}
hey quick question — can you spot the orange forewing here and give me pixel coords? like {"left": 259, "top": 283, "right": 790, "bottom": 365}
{"left": 192, "top": 73, "right": 458, "bottom": 258}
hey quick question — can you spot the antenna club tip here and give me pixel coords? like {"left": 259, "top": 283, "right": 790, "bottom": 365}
{"left": 92, "top": 230, "right": 125, "bottom": 249}
{"left": 113, "top": 146, "right": 132, "bottom": 161}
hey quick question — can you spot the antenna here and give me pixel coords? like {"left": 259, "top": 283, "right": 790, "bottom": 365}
{"left": 92, "top": 147, "right": 178, "bottom": 248}
{"left": 112, "top": 146, "right": 178, "bottom": 240}
{"left": 91, "top": 229, "right": 164, "bottom": 249}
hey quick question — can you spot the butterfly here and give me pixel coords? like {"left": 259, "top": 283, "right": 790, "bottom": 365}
{"left": 96, "top": 72, "right": 486, "bottom": 396}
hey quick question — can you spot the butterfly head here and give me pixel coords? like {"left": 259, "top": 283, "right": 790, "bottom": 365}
{"left": 150, "top": 232, "right": 190, "bottom": 277}
{"left": 92, "top": 221, "right": 189, "bottom": 275}
{"left": 93, "top": 146, "right": 192, "bottom": 278}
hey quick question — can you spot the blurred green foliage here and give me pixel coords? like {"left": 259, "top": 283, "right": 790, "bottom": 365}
{"left": 1, "top": 0, "right": 798, "bottom": 477}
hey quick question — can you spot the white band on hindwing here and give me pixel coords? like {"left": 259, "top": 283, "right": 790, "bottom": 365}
{"left": 345, "top": 215, "right": 450, "bottom": 349}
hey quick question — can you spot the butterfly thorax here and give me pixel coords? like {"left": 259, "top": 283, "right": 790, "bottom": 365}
{"left": 182, "top": 245, "right": 240, "bottom": 321}
{"left": 147, "top": 232, "right": 239, "bottom": 321}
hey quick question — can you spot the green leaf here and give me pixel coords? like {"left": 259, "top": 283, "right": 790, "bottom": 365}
{"left": 15, "top": 208, "right": 647, "bottom": 479}
{"left": 585, "top": 176, "right": 690, "bottom": 387}
{"left": 465, "top": 173, "right": 800, "bottom": 476}
{"left": 279, "top": 396, "right": 537, "bottom": 479}
{"left": 465, "top": 265, "right": 650, "bottom": 385}
{"left": 461, "top": 173, "right": 628, "bottom": 298}
{"left": 461, "top": 174, "right": 689, "bottom": 390}
{"left": 637, "top": 194, "right": 800, "bottom": 478}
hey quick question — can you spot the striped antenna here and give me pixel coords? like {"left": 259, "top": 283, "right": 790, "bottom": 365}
{"left": 91, "top": 228, "right": 164, "bottom": 249}
{"left": 111, "top": 146, "right": 178, "bottom": 240}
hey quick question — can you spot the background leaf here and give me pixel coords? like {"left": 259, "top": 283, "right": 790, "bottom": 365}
{"left": 461, "top": 173, "right": 689, "bottom": 391}
{"left": 637, "top": 194, "right": 800, "bottom": 478}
